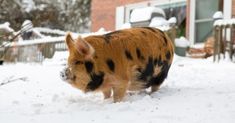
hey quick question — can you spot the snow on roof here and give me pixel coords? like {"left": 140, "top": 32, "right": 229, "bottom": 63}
{"left": 214, "top": 18, "right": 235, "bottom": 26}
{"left": 130, "top": 7, "right": 166, "bottom": 23}
{"left": 0, "top": 22, "right": 14, "bottom": 33}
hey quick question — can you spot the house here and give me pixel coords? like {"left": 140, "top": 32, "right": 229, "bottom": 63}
{"left": 91, "top": 0, "right": 234, "bottom": 46}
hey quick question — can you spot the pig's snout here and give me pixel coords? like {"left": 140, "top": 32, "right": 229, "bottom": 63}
{"left": 60, "top": 67, "right": 75, "bottom": 82}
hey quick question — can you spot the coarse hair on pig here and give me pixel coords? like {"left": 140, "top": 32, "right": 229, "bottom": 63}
{"left": 61, "top": 27, "right": 174, "bottom": 102}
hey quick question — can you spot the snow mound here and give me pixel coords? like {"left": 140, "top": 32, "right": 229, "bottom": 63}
{"left": 168, "top": 17, "right": 177, "bottom": 24}
{"left": 213, "top": 11, "right": 223, "bottom": 19}
{"left": 149, "top": 17, "right": 168, "bottom": 27}
{"left": 175, "top": 37, "right": 190, "bottom": 47}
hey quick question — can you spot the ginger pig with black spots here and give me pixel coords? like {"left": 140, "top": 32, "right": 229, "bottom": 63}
{"left": 61, "top": 27, "right": 174, "bottom": 102}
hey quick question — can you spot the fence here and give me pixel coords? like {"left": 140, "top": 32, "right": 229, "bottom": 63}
{"left": 213, "top": 19, "right": 235, "bottom": 62}
{"left": 1, "top": 37, "right": 67, "bottom": 63}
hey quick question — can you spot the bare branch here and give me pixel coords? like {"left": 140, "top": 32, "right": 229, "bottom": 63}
{"left": 0, "top": 76, "right": 28, "bottom": 86}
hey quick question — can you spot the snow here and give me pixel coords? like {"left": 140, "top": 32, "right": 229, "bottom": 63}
{"left": 213, "top": 18, "right": 235, "bottom": 26}
{"left": 149, "top": 17, "right": 171, "bottom": 31}
{"left": 0, "top": 22, "right": 14, "bottom": 32}
{"left": 168, "top": 17, "right": 177, "bottom": 24}
{"left": 7, "top": 31, "right": 108, "bottom": 47}
{"left": 149, "top": 17, "right": 168, "bottom": 27}
{"left": 190, "top": 43, "right": 205, "bottom": 49}
{"left": 130, "top": 7, "right": 165, "bottom": 23}
{"left": 213, "top": 11, "right": 223, "bottom": 20}
{"left": 22, "top": 0, "right": 36, "bottom": 13}
{"left": 175, "top": 36, "right": 190, "bottom": 47}
{"left": 43, "top": 51, "right": 68, "bottom": 65}
{"left": 97, "top": 27, "right": 106, "bottom": 33}
{"left": 0, "top": 54, "right": 235, "bottom": 123}
{"left": 34, "top": 27, "right": 67, "bottom": 36}
{"left": 9, "top": 36, "right": 65, "bottom": 46}
{"left": 120, "top": 23, "right": 131, "bottom": 29}
{"left": 149, "top": 17, "right": 177, "bottom": 31}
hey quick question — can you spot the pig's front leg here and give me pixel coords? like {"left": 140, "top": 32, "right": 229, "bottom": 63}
{"left": 112, "top": 80, "right": 128, "bottom": 102}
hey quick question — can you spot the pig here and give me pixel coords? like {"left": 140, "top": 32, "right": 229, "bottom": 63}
{"left": 60, "top": 27, "right": 174, "bottom": 102}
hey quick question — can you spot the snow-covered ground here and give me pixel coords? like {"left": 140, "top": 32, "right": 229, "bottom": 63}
{"left": 0, "top": 54, "right": 235, "bottom": 123}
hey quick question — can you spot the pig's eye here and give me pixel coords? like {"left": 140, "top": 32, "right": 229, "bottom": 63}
{"left": 75, "top": 60, "right": 84, "bottom": 65}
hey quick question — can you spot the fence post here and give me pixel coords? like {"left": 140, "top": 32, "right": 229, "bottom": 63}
{"left": 223, "top": 25, "right": 227, "bottom": 59}
{"left": 217, "top": 26, "right": 221, "bottom": 62}
{"left": 213, "top": 26, "right": 218, "bottom": 62}
{"left": 229, "top": 24, "right": 234, "bottom": 60}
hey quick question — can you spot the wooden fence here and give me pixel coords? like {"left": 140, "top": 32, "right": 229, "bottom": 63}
{"left": 213, "top": 19, "right": 235, "bottom": 62}
{"left": 1, "top": 37, "right": 67, "bottom": 63}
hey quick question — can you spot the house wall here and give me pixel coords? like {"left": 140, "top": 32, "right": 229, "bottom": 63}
{"left": 91, "top": 0, "right": 147, "bottom": 32}
{"left": 186, "top": 0, "right": 190, "bottom": 39}
{"left": 233, "top": 0, "right": 235, "bottom": 17}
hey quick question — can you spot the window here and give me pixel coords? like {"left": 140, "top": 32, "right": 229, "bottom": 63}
{"left": 195, "top": 0, "right": 220, "bottom": 43}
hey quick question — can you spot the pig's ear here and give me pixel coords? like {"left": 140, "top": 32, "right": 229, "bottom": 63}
{"left": 65, "top": 32, "right": 76, "bottom": 52}
{"left": 76, "top": 36, "right": 95, "bottom": 59}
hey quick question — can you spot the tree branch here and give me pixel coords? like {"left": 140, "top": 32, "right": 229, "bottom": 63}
{"left": 0, "top": 76, "right": 28, "bottom": 86}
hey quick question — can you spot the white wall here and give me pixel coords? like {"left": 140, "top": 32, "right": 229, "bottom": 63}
{"left": 116, "top": 6, "right": 125, "bottom": 30}
{"left": 223, "top": 0, "right": 232, "bottom": 19}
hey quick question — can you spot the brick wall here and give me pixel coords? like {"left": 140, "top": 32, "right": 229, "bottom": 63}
{"left": 185, "top": 0, "right": 190, "bottom": 39}
{"left": 91, "top": 0, "right": 147, "bottom": 32}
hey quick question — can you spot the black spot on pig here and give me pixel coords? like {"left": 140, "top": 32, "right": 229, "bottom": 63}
{"left": 146, "top": 61, "right": 171, "bottom": 87}
{"left": 125, "top": 50, "right": 133, "bottom": 60}
{"left": 136, "top": 48, "right": 145, "bottom": 61}
{"left": 166, "top": 51, "right": 171, "bottom": 60}
{"left": 86, "top": 72, "right": 105, "bottom": 91}
{"left": 106, "top": 59, "right": 115, "bottom": 72}
{"left": 163, "top": 36, "right": 168, "bottom": 45}
{"left": 138, "top": 57, "right": 154, "bottom": 81}
{"left": 84, "top": 61, "right": 94, "bottom": 73}
{"left": 75, "top": 60, "right": 84, "bottom": 65}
